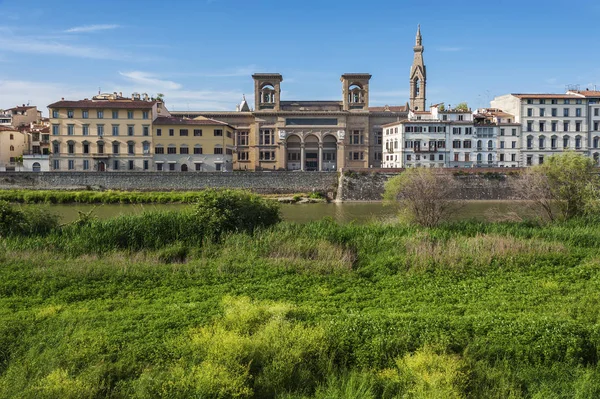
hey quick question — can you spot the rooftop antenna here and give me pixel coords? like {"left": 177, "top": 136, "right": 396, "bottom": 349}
{"left": 98, "top": 87, "right": 101, "bottom": 95}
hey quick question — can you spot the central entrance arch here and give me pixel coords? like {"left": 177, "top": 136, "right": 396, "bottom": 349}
{"left": 322, "top": 135, "right": 337, "bottom": 171}
{"left": 304, "top": 135, "right": 319, "bottom": 171}
{"left": 286, "top": 135, "right": 301, "bottom": 170}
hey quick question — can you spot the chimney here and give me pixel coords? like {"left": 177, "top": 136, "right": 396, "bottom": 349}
{"left": 61, "top": 97, "right": 64, "bottom": 101}
{"left": 119, "top": 92, "right": 122, "bottom": 97}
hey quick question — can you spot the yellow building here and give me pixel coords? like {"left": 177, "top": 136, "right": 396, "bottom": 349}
{"left": 0, "top": 127, "right": 28, "bottom": 171}
{"left": 152, "top": 116, "right": 235, "bottom": 171}
{"left": 47, "top": 93, "right": 169, "bottom": 171}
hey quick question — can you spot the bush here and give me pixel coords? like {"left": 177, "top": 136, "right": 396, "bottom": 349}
{"left": 0, "top": 201, "right": 59, "bottom": 237}
{"left": 193, "top": 190, "right": 281, "bottom": 240}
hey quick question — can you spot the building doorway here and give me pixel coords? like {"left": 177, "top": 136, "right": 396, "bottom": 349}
{"left": 181, "top": 164, "right": 188, "bottom": 172}
{"left": 32, "top": 162, "right": 41, "bottom": 172}
{"left": 98, "top": 161, "right": 106, "bottom": 172}
{"left": 304, "top": 135, "right": 319, "bottom": 171}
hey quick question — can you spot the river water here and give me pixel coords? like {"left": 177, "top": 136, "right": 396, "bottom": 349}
{"left": 38, "top": 201, "right": 531, "bottom": 224}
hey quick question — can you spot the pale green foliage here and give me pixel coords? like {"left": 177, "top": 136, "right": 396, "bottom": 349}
{"left": 454, "top": 102, "right": 469, "bottom": 111}
{"left": 134, "top": 297, "right": 328, "bottom": 398}
{"left": 384, "top": 168, "right": 461, "bottom": 227}
{"left": 516, "top": 153, "right": 600, "bottom": 221}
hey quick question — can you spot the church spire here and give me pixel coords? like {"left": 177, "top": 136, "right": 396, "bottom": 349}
{"left": 409, "top": 24, "right": 426, "bottom": 111}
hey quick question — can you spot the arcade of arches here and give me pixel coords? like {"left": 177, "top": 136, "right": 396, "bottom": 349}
{"left": 284, "top": 134, "right": 339, "bottom": 171}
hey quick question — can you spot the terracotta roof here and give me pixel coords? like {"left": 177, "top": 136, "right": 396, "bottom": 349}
{"left": 0, "top": 126, "right": 20, "bottom": 132}
{"left": 512, "top": 94, "right": 580, "bottom": 99}
{"left": 154, "top": 116, "right": 233, "bottom": 129}
{"left": 571, "top": 90, "right": 600, "bottom": 98}
{"left": 48, "top": 99, "right": 156, "bottom": 109}
{"left": 7, "top": 106, "right": 36, "bottom": 112}
{"left": 368, "top": 105, "right": 408, "bottom": 112}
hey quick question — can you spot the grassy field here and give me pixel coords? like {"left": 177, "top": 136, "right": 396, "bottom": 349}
{"left": 1, "top": 202, "right": 600, "bottom": 397}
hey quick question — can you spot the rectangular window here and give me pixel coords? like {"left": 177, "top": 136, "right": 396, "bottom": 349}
{"left": 512, "top": 129, "right": 517, "bottom": 136}
{"left": 539, "top": 122, "right": 545, "bottom": 132}
{"left": 215, "top": 163, "right": 221, "bottom": 171}
{"left": 157, "top": 163, "right": 163, "bottom": 171}
{"left": 214, "top": 129, "right": 223, "bottom": 137}
{"left": 83, "top": 125, "right": 89, "bottom": 136}
{"left": 142, "top": 111, "right": 149, "bottom": 119}
{"left": 564, "top": 99, "right": 570, "bottom": 105}
{"left": 259, "top": 150, "right": 275, "bottom": 160}
{"left": 169, "top": 163, "right": 175, "bottom": 171}
{"left": 540, "top": 99, "right": 546, "bottom": 104}
{"left": 167, "top": 146, "right": 177, "bottom": 154}
{"left": 500, "top": 141, "right": 505, "bottom": 149}
{"left": 82, "top": 110, "right": 89, "bottom": 119}
{"left": 97, "top": 110, "right": 104, "bottom": 119}
{"left": 53, "top": 160, "right": 60, "bottom": 170}
{"left": 195, "top": 163, "right": 202, "bottom": 171}
{"left": 259, "top": 129, "right": 274, "bottom": 145}
{"left": 595, "top": 122, "right": 599, "bottom": 131}
{"left": 576, "top": 108, "right": 582, "bottom": 117}
{"left": 527, "top": 122, "right": 533, "bottom": 132}
{"left": 214, "top": 147, "right": 223, "bottom": 155}
{"left": 52, "top": 125, "right": 59, "bottom": 135}
{"left": 511, "top": 154, "right": 516, "bottom": 162}
{"left": 66, "top": 160, "right": 74, "bottom": 170}
{"left": 527, "top": 108, "right": 533, "bottom": 117}
{"left": 143, "top": 160, "right": 149, "bottom": 170}
{"left": 112, "top": 110, "right": 119, "bottom": 119}
{"left": 143, "top": 126, "right": 149, "bottom": 136}
{"left": 52, "top": 110, "right": 59, "bottom": 118}
{"left": 83, "top": 160, "right": 89, "bottom": 170}
{"left": 551, "top": 137, "right": 557, "bottom": 149}
{"left": 155, "top": 146, "right": 164, "bottom": 154}
{"left": 113, "top": 160, "right": 119, "bottom": 170}
{"left": 452, "top": 140, "right": 461, "bottom": 149}
{"left": 238, "top": 151, "right": 249, "bottom": 161}
{"left": 500, "top": 128, "right": 505, "bottom": 136}
{"left": 527, "top": 156, "right": 532, "bottom": 166}
{"left": 97, "top": 143, "right": 104, "bottom": 154}
{"left": 67, "top": 124, "right": 74, "bottom": 135}
{"left": 539, "top": 108, "right": 545, "bottom": 117}
{"left": 454, "top": 153, "right": 459, "bottom": 162}
{"left": 576, "top": 99, "right": 582, "bottom": 104}
{"left": 551, "top": 122, "right": 557, "bottom": 132}
{"left": 500, "top": 154, "right": 505, "bottom": 162}
{"left": 67, "top": 110, "right": 74, "bottom": 118}
{"left": 453, "top": 127, "right": 461, "bottom": 135}
{"left": 169, "top": 129, "right": 174, "bottom": 136}
{"left": 180, "top": 129, "right": 188, "bottom": 136}
{"left": 156, "top": 128, "right": 162, "bottom": 136}
{"left": 576, "top": 122, "right": 581, "bottom": 132}
{"left": 194, "top": 129, "right": 203, "bottom": 137}
{"left": 112, "top": 143, "right": 119, "bottom": 154}
{"left": 349, "top": 130, "right": 364, "bottom": 145}
{"left": 512, "top": 141, "right": 516, "bottom": 149}
{"left": 128, "top": 143, "right": 135, "bottom": 155}
{"left": 539, "top": 155, "right": 544, "bottom": 165}
{"left": 143, "top": 142, "right": 150, "bottom": 154}
{"left": 83, "top": 143, "right": 89, "bottom": 154}
{"left": 194, "top": 147, "right": 203, "bottom": 154}
{"left": 227, "top": 130, "right": 232, "bottom": 138}
{"left": 128, "top": 160, "right": 134, "bottom": 170}
{"left": 128, "top": 126, "right": 134, "bottom": 136}
{"left": 127, "top": 111, "right": 134, "bottom": 119}
{"left": 180, "top": 146, "right": 189, "bottom": 154}
{"left": 563, "top": 108, "right": 569, "bottom": 117}
{"left": 112, "top": 125, "right": 119, "bottom": 136}
{"left": 551, "top": 108, "right": 557, "bottom": 117}
{"left": 564, "top": 122, "right": 569, "bottom": 132}
{"left": 595, "top": 109, "right": 599, "bottom": 117}
{"left": 97, "top": 125, "right": 104, "bottom": 136}
{"left": 527, "top": 99, "right": 533, "bottom": 104}
{"left": 67, "top": 143, "right": 74, "bottom": 154}
{"left": 551, "top": 99, "right": 558, "bottom": 105}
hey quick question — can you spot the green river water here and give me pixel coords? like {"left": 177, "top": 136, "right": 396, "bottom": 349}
{"left": 38, "top": 201, "right": 531, "bottom": 224}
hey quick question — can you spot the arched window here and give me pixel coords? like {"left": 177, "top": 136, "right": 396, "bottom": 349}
{"left": 477, "top": 153, "right": 482, "bottom": 163}
{"left": 551, "top": 135, "right": 558, "bottom": 149}
{"left": 575, "top": 135, "right": 582, "bottom": 149}
{"left": 594, "top": 136, "right": 600, "bottom": 149}
{"left": 32, "top": 162, "right": 41, "bottom": 172}
{"left": 563, "top": 135, "right": 569, "bottom": 149}
{"left": 414, "top": 78, "right": 420, "bottom": 96}
{"left": 477, "top": 140, "right": 482, "bottom": 150}
{"left": 349, "top": 84, "right": 364, "bottom": 104}
{"left": 9, "top": 145, "right": 14, "bottom": 151}
{"left": 526, "top": 135, "right": 533, "bottom": 149}
{"left": 488, "top": 153, "right": 493, "bottom": 163}
{"left": 260, "top": 84, "right": 275, "bottom": 104}
{"left": 487, "top": 140, "right": 493, "bottom": 150}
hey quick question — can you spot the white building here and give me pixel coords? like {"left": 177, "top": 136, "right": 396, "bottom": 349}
{"left": 491, "top": 93, "right": 589, "bottom": 166}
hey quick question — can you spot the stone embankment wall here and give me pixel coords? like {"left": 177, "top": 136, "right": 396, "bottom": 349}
{"left": 337, "top": 169, "right": 521, "bottom": 201}
{"left": 0, "top": 172, "right": 339, "bottom": 195}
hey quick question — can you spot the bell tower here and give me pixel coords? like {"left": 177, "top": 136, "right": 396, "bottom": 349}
{"left": 409, "top": 25, "right": 426, "bottom": 111}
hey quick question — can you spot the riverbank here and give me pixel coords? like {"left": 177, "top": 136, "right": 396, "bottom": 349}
{"left": 0, "top": 189, "right": 329, "bottom": 205}
{"left": 1, "top": 202, "right": 600, "bottom": 397}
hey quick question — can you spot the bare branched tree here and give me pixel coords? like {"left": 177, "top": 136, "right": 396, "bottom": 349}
{"left": 383, "top": 168, "right": 462, "bottom": 227}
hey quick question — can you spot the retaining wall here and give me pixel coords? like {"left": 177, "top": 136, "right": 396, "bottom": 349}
{"left": 0, "top": 172, "right": 339, "bottom": 195}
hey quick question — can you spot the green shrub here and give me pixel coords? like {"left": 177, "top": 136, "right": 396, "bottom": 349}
{"left": 193, "top": 190, "right": 281, "bottom": 240}
{"left": 157, "top": 242, "right": 189, "bottom": 263}
{"left": 0, "top": 200, "right": 27, "bottom": 237}
{"left": 0, "top": 201, "right": 58, "bottom": 237}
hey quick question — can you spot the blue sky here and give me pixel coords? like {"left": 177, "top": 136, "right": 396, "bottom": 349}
{"left": 1, "top": 0, "right": 599, "bottom": 115}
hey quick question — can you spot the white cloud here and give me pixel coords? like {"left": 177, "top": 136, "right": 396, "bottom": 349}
{"left": 0, "top": 35, "right": 131, "bottom": 60}
{"left": 171, "top": 66, "right": 258, "bottom": 78}
{"left": 65, "top": 24, "right": 120, "bottom": 33}
{"left": 0, "top": 80, "right": 92, "bottom": 115}
{"left": 119, "top": 71, "right": 183, "bottom": 90}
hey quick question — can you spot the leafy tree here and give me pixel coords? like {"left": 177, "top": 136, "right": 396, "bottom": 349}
{"left": 514, "top": 152, "right": 600, "bottom": 221}
{"left": 437, "top": 103, "right": 445, "bottom": 111}
{"left": 454, "top": 102, "right": 469, "bottom": 112}
{"left": 383, "top": 168, "right": 461, "bottom": 227}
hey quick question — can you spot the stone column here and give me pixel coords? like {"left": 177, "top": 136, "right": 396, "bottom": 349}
{"left": 318, "top": 144, "right": 323, "bottom": 171}
{"left": 300, "top": 143, "right": 305, "bottom": 171}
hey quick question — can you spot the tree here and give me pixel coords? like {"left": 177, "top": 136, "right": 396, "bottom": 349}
{"left": 513, "top": 152, "right": 600, "bottom": 221}
{"left": 454, "top": 102, "right": 469, "bottom": 112}
{"left": 437, "top": 103, "right": 445, "bottom": 111}
{"left": 383, "top": 168, "right": 461, "bottom": 227}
